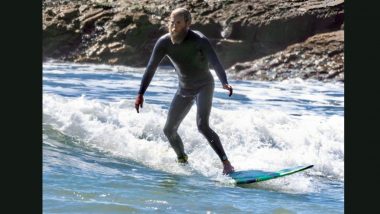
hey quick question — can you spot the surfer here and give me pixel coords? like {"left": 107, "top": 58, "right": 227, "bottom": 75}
{"left": 134, "top": 8, "right": 235, "bottom": 175}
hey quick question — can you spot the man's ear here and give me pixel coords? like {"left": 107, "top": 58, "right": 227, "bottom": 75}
{"left": 186, "top": 21, "right": 191, "bottom": 28}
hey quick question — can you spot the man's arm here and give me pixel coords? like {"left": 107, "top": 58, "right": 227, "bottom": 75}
{"left": 135, "top": 37, "right": 166, "bottom": 113}
{"left": 138, "top": 37, "right": 167, "bottom": 95}
{"left": 200, "top": 36, "right": 233, "bottom": 96}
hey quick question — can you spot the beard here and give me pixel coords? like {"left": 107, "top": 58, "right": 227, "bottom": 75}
{"left": 169, "top": 28, "right": 188, "bottom": 44}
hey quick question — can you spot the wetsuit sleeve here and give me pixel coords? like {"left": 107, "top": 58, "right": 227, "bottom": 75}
{"left": 138, "top": 38, "right": 166, "bottom": 95}
{"left": 200, "top": 37, "right": 229, "bottom": 86}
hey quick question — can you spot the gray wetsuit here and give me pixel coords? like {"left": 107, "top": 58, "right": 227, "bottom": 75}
{"left": 138, "top": 30, "right": 229, "bottom": 161}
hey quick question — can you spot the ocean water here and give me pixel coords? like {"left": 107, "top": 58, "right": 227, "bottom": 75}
{"left": 43, "top": 62, "right": 344, "bottom": 213}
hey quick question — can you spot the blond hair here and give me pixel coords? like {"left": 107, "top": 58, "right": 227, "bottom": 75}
{"left": 171, "top": 8, "right": 192, "bottom": 23}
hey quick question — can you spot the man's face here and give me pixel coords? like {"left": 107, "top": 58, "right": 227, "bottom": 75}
{"left": 168, "top": 13, "right": 190, "bottom": 44}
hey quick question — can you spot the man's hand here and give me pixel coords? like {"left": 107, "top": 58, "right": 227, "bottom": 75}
{"left": 135, "top": 94, "right": 144, "bottom": 113}
{"left": 223, "top": 84, "right": 233, "bottom": 97}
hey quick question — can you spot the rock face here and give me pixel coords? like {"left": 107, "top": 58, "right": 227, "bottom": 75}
{"left": 229, "top": 30, "right": 344, "bottom": 82}
{"left": 43, "top": 0, "right": 344, "bottom": 81}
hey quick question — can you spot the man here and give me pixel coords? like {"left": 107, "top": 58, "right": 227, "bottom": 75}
{"left": 134, "top": 8, "right": 235, "bottom": 175}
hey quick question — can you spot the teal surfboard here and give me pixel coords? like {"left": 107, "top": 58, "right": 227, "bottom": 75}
{"left": 229, "top": 165, "right": 313, "bottom": 184}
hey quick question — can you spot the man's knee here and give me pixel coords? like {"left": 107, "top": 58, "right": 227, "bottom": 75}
{"left": 197, "top": 122, "right": 210, "bottom": 134}
{"left": 163, "top": 125, "right": 176, "bottom": 137}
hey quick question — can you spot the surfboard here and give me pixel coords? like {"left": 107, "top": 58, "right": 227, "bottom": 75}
{"left": 228, "top": 165, "right": 313, "bottom": 184}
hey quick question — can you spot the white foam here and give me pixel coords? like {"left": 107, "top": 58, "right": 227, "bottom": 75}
{"left": 43, "top": 62, "right": 344, "bottom": 192}
{"left": 43, "top": 93, "right": 343, "bottom": 183}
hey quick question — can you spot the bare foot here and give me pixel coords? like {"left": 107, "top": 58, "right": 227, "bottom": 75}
{"left": 177, "top": 154, "right": 188, "bottom": 164}
{"left": 222, "top": 160, "right": 235, "bottom": 175}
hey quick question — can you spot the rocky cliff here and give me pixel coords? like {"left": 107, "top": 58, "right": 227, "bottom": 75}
{"left": 43, "top": 0, "right": 344, "bottom": 82}
{"left": 229, "top": 30, "right": 344, "bottom": 82}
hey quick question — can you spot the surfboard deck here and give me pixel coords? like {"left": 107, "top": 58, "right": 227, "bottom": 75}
{"left": 228, "top": 165, "right": 313, "bottom": 184}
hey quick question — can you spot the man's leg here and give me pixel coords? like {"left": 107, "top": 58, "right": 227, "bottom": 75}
{"left": 195, "top": 84, "right": 228, "bottom": 161}
{"left": 196, "top": 84, "right": 235, "bottom": 174}
{"left": 163, "top": 92, "right": 194, "bottom": 161}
